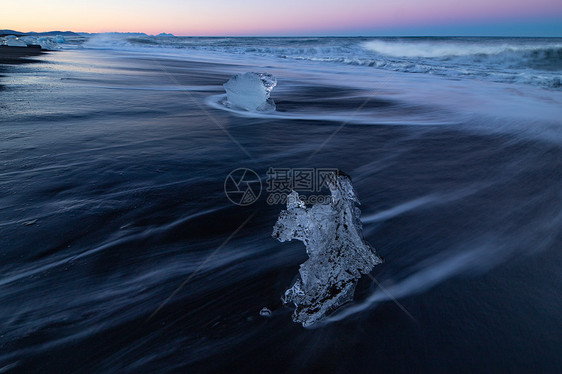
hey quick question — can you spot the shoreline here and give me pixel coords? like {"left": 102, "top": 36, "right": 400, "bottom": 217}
{"left": 0, "top": 45, "right": 47, "bottom": 64}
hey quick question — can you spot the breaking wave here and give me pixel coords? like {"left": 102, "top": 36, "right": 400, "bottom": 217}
{"left": 80, "top": 35, "right": 562, "bottom": 89}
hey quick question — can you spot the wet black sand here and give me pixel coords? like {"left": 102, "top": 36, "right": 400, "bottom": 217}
{"left": 0, "top": 45, "right": 46, "bottom": 65}
{"left": 1, "top": 48, "right": 561, "bottom": 373}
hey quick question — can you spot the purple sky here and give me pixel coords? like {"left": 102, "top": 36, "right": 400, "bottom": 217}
{"left": 4, "top": 0, "right": 562, "bottom": 35}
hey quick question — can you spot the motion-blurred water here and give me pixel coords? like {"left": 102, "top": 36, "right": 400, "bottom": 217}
{"left": 80, "top": 35, "right": 562, "bottom": 88}
{"left": 1, "top": 38, "right": 561, "bottom": 372}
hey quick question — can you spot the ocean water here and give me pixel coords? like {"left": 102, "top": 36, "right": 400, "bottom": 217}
{"left": 1, "top": 37, "right": 561, "bottom": 373}
{"left": 79, "top": 35, "right": 562, "bottom": 88}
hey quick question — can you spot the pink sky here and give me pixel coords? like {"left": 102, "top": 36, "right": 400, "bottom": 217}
{"left": 3, "top": 0, "right": 562, "bottom": 35}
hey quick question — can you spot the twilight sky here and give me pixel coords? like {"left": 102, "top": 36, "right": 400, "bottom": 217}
{"left": 3, "top": 0, "right": 562, "bottom": 36}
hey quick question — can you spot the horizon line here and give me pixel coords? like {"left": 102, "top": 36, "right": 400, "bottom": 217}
{"left": 2, "top": 30, "right": 561, "bottom": 38}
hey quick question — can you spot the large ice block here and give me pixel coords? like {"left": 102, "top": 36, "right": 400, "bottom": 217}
{"left": 272, "top": 172, "right": 382, "bottom": 327}
{"left": 223, "top": 72, "right": 277, "bottom": 112}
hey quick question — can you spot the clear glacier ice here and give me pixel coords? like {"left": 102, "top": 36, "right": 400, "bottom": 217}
{"left": 272, "top": 172, "right": 382, "bottom": 327}
{"left": 259, "top": 307, "right": 272, "bottom": 317}
{"left": 223, "top": 72, "right": 277, "bottom": 112}
{"left": 2, "top": 36, "right": 27, "bottom": 47}
{"left": 1, "top": 35, "right": 65, "bottom": 50}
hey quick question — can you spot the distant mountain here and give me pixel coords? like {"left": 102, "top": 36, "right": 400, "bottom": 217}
{"left": 0, "top": 30, "right": 81, "bottom": 37}
{"left": 99, "top": 32, "right": 148, "bottom": 36}
{"left": 0, "top": 29, "right": 23, "bottom": 36}
{"left": 29, "top": 31, "right": 81, "bottom": 36}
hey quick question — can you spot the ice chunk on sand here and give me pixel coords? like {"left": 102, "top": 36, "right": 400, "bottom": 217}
{"left": 17, "top": 36, "right": 63, "bottom": 50}
{"left": 272, "top": 172, "right": 382, "bottom": 327}
{"left": 2, "top": 36, "right": 27, "bottom": 47}
{"left": 259, "top": 307, "right": 272, "bottom": 317}
{"left": 52, "top": 35, "right": 66, "bottom": 43}
{"left": 223, "top": 72, "right": 276, "bottom": 112}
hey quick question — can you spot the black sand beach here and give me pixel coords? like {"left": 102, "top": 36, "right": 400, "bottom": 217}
{"left": 1, "top": 42, "right": 561, "bottom": 373}
{"left": 0, "top": 45, "right": 45, "bottom": 64}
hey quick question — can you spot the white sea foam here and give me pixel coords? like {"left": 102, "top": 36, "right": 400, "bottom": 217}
{"left": 361, "top": 40, "right": 562, "bottom": 58}
{"left": 205, "top": 94, "right": 458, "bottom": 126}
